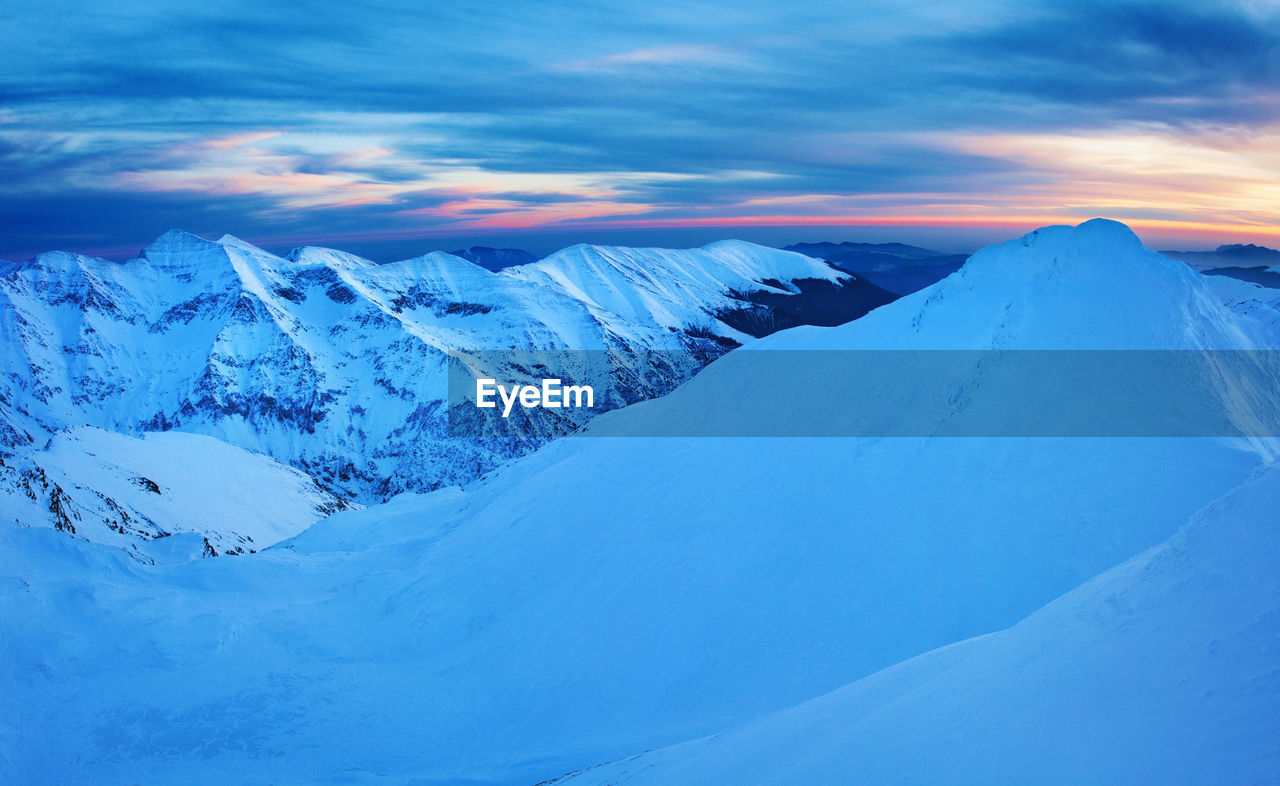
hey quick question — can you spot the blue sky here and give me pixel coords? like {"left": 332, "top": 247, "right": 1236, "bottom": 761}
{"left": 3, "top": 0, "right": 1279, "bottom": 260}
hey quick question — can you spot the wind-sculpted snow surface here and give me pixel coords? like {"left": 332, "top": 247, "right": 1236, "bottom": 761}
{"left": 559, "top": 461, "right": 1280, "bottom": 786}
{"left": 0, "top": 231, "right": 878, "bottom": 514}
{"left": 2, "top": 220, "right": 1279, "bottom": 784}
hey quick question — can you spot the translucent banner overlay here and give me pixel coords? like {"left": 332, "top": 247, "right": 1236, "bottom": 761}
{"left": 446, "top": 349, "right": 1280, "bottom": 438}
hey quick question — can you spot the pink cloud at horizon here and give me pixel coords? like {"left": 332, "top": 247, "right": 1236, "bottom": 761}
{"left": 73, "top": 125, "right": 1280, "bottom": 259}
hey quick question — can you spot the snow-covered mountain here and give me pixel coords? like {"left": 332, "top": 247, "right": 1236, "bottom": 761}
{"left": 0, "top": 426, "right": 346, "bottom": 560}
{"left": 0, "top": 232, "right": 891, "bottom": 513}
{"left": 3, "top": 219, "right": 1278, "bottom": 784}
{"left": 558, "top": 459, "right": 1280, "bottom": 785}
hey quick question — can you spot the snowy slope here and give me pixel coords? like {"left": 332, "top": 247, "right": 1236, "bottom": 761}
{"left": 1207, "top": 273, "right": 1280, "bottom": 341}
{"left": 0, "top": 232, "right": 881, "bottom": 504}
{"left": 0, "top": 427, "right": 346, "bottom": 559}
{"left": 509, "top": 240, "right": 845, "bottom": 332}
{"left": 2, "top": 220, "right": 1278, "bottom": 784}
{"left": 559, "top": 460, "right": 1280, "bottom": 786}
{"left": 813, "top": 219, "right": 1264, "bottom": 350}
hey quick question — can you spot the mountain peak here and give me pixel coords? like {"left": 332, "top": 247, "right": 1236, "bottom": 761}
{"left": 1213, "top": 242, "right": 1280, "bottom": 263}
{"left": 391, "top": 250, "right": 493, "bottom": 276}
{"left": 787, "top": 218, "right": 1257, "bottom": 351}
{"left": 134, "top": 230, "right": 244, "bottom": 282}
{"left": 1216, "top": 242, "right": 1277, "bottom": 253}
{"left": 1020, "top": 217, "right": 1142, "bottom": 250}
{"left": 214, "top": 233, "right": 265, "bottom": 252}
{"left": 288, "top": 246, "right": 378, "bottom": 270}
{"left": 140, "top": 229, "right": 226, "bottom": 260}
{"left": 1077, "top": 216, "right": 1142, "bottom": 243}
{"left": 701, "top": 238, "right": 757, "bottom": 251}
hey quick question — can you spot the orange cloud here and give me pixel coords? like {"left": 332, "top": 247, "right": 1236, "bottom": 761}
{"left": 107, "top": 124, "right": 1280, "bottom": 249}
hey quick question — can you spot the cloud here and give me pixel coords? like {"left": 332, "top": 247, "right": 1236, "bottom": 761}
{"left": 552, "top": 44, "right": 745, "bottom": 72}
{"left": 197, "top": 131, "right": 283, "bottom": 150}
{"left": 2, "top": 0, "right": 1279, "bottom": 256}
{"left": 928, "top": 0, "right": 1280, "bottom": 124}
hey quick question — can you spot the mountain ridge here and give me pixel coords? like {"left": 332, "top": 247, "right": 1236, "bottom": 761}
{"left": 0, "top": 230, "right": 895, "bottom": 552}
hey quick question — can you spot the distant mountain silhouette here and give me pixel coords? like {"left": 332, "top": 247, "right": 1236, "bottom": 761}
{"left": 782, "top": 241, "right": 968, "bottom": 295}
{"left": 447, "top": 246, "right": 540, "bottom": 271}
{"left": 1164, "top": 242, "right": 1280, "bottom": 288}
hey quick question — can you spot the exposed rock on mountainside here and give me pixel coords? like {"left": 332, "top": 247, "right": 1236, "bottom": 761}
{"left": 1, "top": 232, "right": 890, "bottom": 504}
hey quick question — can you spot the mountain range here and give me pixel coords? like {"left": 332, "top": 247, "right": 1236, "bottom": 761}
{"left": 2, "top": 219, "right": 1279, "bottom": 784}
{"left": 1164, "top": 242, "right": 1280, "bottom": 288}
{"left": 0, "top": 232, "right": 893, "bottom": 555}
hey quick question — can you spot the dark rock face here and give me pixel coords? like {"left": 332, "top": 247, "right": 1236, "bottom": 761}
{"left": 717, "top": 276, "right": 898, "bottom": 338}
{"left": 132, "top": 476, "right": 162, "bottom": 495}
{"left": 325, "top": 282, "right": 358, "bottom": 304}
{"left": 1201, "top": 266, "right": 1280, "bottom": 289}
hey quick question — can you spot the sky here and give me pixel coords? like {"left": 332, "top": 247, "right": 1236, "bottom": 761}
{"left": 2, "top": 0, "right": 1280, "bottom": 261}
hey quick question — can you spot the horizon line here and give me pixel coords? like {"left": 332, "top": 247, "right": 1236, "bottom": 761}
{"left": 7, "top": 215, "right": 1280, "bottom": 263}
